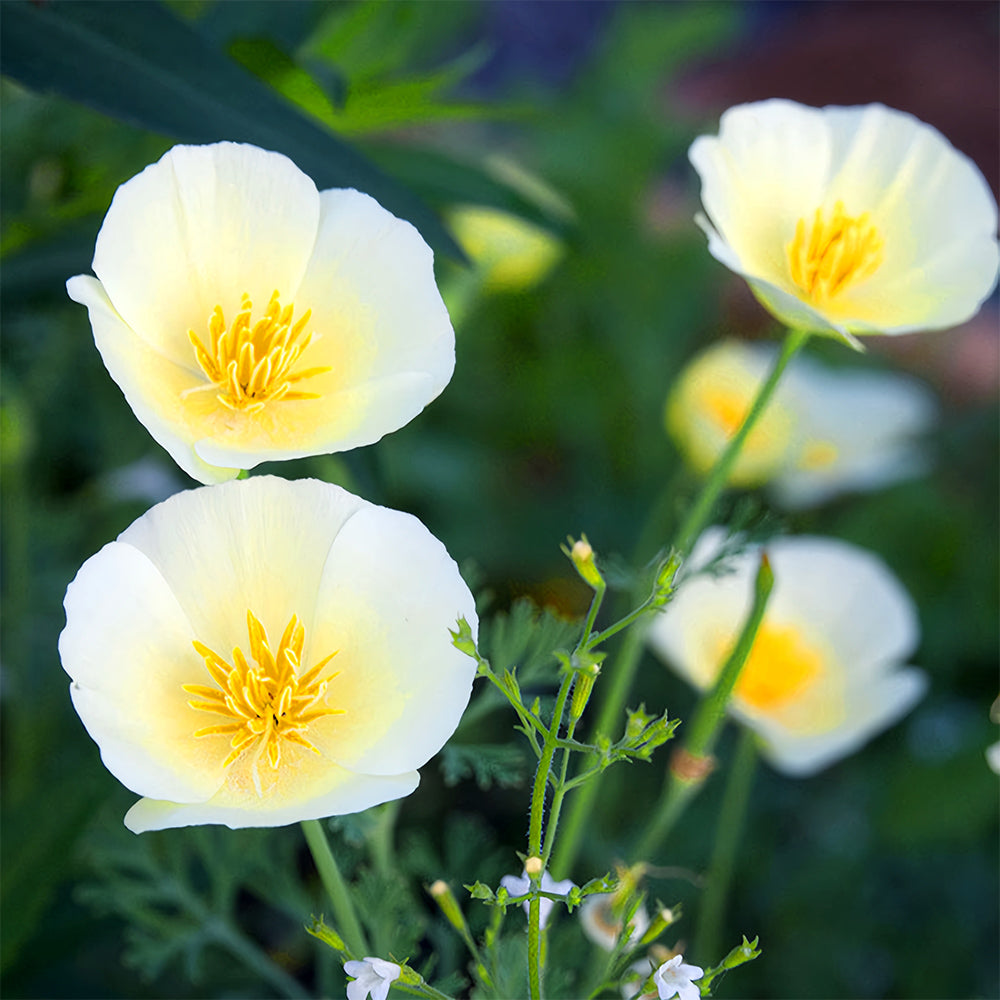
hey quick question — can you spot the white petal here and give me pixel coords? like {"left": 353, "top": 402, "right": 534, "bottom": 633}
{"left": 116, "top": 476, "right": 366, "bottom": 659}
{"left": 125, "top": 768, "right": 419, "bottom": 832}
{"left": 90, "top": 142, "right": 320, "bottom": 364}
{"left": 60, "top": 540, "right": 226, "bottom": 802}
{"left": 755, "top": 668, "right": 928, "bottom": 775}
{"left": 66, "top": 275, "right": 239, "bottom": 484}
{"left": 306, "top": 504, "right": 478, "bottom": 775}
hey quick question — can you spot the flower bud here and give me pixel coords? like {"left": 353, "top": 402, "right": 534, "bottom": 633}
{"left": 524, "top": 855, "right": 544, "bottom": 879}
{"left": 428, "top": 879, "right": 469, "bottom": 935}
{"left": 563, "top": 534, "right": 604, "bottom": 589}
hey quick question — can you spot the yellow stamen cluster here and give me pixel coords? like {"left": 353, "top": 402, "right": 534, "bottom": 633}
{"left": 724, "top": 623, "right": 823, "bottom": 712}
{"left": 184, "top": 610, "right": 340, "bottom": 770}
{"left": 787, "top": 200, "right": 883, "bottom": 303}
{"left": 188, "top": 290, "right": 331, "bottom": 414}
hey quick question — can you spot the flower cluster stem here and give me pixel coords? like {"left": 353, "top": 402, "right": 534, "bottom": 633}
{"left": 551, "top": 328, "right": 807, "bottom": 878}
{"left": 301, "top": 819, "right": 368, "bottom": 957}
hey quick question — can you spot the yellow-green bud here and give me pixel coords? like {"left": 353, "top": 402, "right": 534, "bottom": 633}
{"left": 428, "top": 880, "right": 468, "bottom": 934}
{"left": 563, "top": 534, "right": 604, "bottom": 589}
{"left": 524, "top": 856, "right": 544, "bottom": 879}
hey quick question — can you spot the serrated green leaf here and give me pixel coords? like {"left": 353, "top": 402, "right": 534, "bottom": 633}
{"left": 0, "top": 0, "right": 461, "bottom": 259}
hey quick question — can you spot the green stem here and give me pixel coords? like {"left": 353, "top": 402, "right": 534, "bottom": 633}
{"left": 672, "top": 328, "right": 810, "bottom": 558}
{"left": 527, "top": 896, "right": 543, "bottom": 1000}
{"left": 369, "top": 799, "right": 400, "bottom": 878}
{"left": 301, "top": 819, "right": 368, "bottom": 957}
{"left": 551, "top": 329, "right": 807, "bottom": 877}
{"left": 695, "top": 726, "right": 758, "bottom": 964}
{"left": 636, "top": 553, "right": 773, "bottom": 859}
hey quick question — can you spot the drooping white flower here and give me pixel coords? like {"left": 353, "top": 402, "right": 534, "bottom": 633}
{"left": 690, "top": 100, "right": 999, "bottom": 346}
{"left": 59, "top": 476, "right": 477, "bottom": 831}
{"left": 647, "top": 529, "right": 927, "bottom": 775}
{"left": 67, "top": 142, "right": 455, "bottom": 484}
{"left": 344, "top": 957, "right": 401, "bottom": 1000}
{"left": 580, "top": 893, "right": 651, "bottom": 951}
{"left": 500, "top": 869, "right": 576, "bottom": 928}
{"left": 652, "top": 954, "right": 704, "bottom": 1000}
{"left": 667, "top": 339, "right": 938, "bottom": 506}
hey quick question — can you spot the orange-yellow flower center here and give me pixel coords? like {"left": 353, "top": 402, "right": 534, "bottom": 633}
{"left": 723, "top": 622, "right": 824, "bottom": 711}
{"left": 187, "top": 290, "right": 331, "bottom": 414}
{"left": 183, "top": 610, "right": 340, "bottom": 770}
{"left": 787, "top": 201, "right": 883, "bottom": 303}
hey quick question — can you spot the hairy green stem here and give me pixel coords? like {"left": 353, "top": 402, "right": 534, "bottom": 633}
{"left": 694, "top": 726, "right": 758, "bottom": 964}
{"left": 551, "top": 328, "right": 807, "bottom": 877}
{"left": 301, "top": 819, "right": 368, "bottom": 957}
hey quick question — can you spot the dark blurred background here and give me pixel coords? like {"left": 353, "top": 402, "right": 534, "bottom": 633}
{"left": 2, "top": 2, "right": 997, "bottom": 998}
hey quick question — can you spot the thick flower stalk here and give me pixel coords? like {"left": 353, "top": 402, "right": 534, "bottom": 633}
{"left": 647, "top": 529, "right": 927, "bottom": 775}
{"left": 690, "top": 100, "right": 999, "bottom": 346}
{"left": 668, "top": 339, "right": 938, "bottom": 506}
{"left": 67, "top": 142, "right": 455, "bottom": 484}
{"left": 59, "top": 476, "right": 477, "bottom": 831}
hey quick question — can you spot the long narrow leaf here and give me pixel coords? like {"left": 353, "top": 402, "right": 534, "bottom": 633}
{"left": 0, "top": 0, "right": 462, "bottom": 258}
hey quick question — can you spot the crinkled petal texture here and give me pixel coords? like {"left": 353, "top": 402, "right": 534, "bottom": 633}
{"left": 690, "top": 100, "right": 999, "bottom": 343}
{"left": 59, "top": 476, "right": 477, "bottom": 831}
{"left": 66, "top": 142, "right": 455, "bottom": 484}
{"left": 647, "top": 529, "right": 927, "bottom": 775}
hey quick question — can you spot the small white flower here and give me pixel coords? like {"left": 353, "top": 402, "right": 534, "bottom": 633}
{"left": 621, "top": 957, "right": 656, "bottom": 1000}
{"left": 500, "top": 869, "right": 575, "bottom": 928}
{"left": 580, "top": 893, "right": 650, "bottom": 951}
{"left": 652, "top": 954, "right": 703, "bottom": 1000}
{"left": 647, "top": 529, "right": 927, "bottom": 776}
{"left": 987, "top": 742, "right": 1000, "bottom": 775}
{"left": 344, "top": 957, "right": 401, "bottom": 1000}
{"left": 690, "top": 100, "right": 999, "bottom": 346}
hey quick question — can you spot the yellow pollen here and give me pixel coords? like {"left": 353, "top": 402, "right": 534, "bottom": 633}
{"left": 787, "top": 200, "right": 884, "bottom": 303}
{"left": 719, "top": 623, "right": 823, "bottom": 712}
{"left": 703, "top": 387, "right": 747, "bottom": 437}
{"left": 187, "top": 290, "right": 331, "bottom": 414}
{"left": 799, "top": 440, "right": 839, "bottom": 470}
{"left": 183, "top": 610, "right": 341, "bottom": 770}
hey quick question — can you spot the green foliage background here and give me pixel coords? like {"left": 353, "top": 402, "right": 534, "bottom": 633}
{"left": 1, "top": 2, "right": 997, "bottom": 998}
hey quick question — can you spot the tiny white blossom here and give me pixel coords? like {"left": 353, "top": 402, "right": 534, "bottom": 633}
{"left": 344, "top": 957, "right": 401, "bottom": 1000}
{"left": 500, "top": 869, "right": 575, "bottom": 928}
{"left": 653, "top": 954, "right": 704, "bottom": 1000}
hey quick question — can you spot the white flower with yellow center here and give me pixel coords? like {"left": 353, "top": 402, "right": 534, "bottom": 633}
{"left": 667, "top": 339, "right": 937, "bottom": 505}
{"left": 58, "top": 476, "right": 477, "bottom": 831}
{"left": 647, "top": 529, "right": 927, "bottom": 775}
{"left": 690, "top": 100, "right": 999, "bottom": 346}
{"left": 66, "top": 143, "right": 455, "bottom": 485}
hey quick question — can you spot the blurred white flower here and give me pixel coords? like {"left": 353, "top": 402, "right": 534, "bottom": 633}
{"left": 667, "top": 339, "right": 938, "bottom": 506}
{"left": 500, "top": 869, "right": 575, "bottom": 928}
{"left": 580, "top": 893, "right": 650, "bottom": 951}
{"left": 59, "top": 476, "right": 477, "bottom": 831}
{"left": 690, "top": 100, "right": 999, "bottom": 346}
{"left": 652, "top": 954, "right": 703, "bottom": 1000}
{"left": 344, "top": 957, "right": 401, "bottom": 1000}
{"left": 647, "top": 529, "right": 927, "bottom": 775}
{"left": 987, "top": 742, "right": 1000, "bottom": 775}
{"left": 621, "top": 957, "right": 656, "bottom": 1000}
{"left": 67, "top": 142, "right": 455, "bottom": 484}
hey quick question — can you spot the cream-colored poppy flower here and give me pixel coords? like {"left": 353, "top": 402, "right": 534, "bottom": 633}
{"left": 689, "top": 100, "right": 999, "bottom": 346}
{"left": 59, "top": 476, "right": 477, "bottom": 831}
{"left": 667, "top": 339, "right": 937, "bottom": 505}
{"left": 647, "top": 529, "right": 927, "bottom": 775}
{"left": 67, "top": 143, "right": 455, "bottom": 484}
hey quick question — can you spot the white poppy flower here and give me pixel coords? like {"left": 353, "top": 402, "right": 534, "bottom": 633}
{"left": 67, "top": 143, "right": 455, "bottom": 484}
{"left": 652, "top": 954, "right": 704, "bottom": 1000}
{"left": 59, "top": 476, "right": 477, "bottom": 831}
{"left": 500, "top": 869, "right": 576, "bottom": 928}
{"left": 690, "top": 100, "right": 999, "bottom": 346}
{"left": 647, "top": 529, "right": 927, "bottom": 776}
{"left": 344, "top": 957, "right": 401, "bottom": 1000}
{"left": 667, "top": 339, "right": 938, "bottom": 506}
{"left": 580, "top": 893, "right": 651, "bottom": 951}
